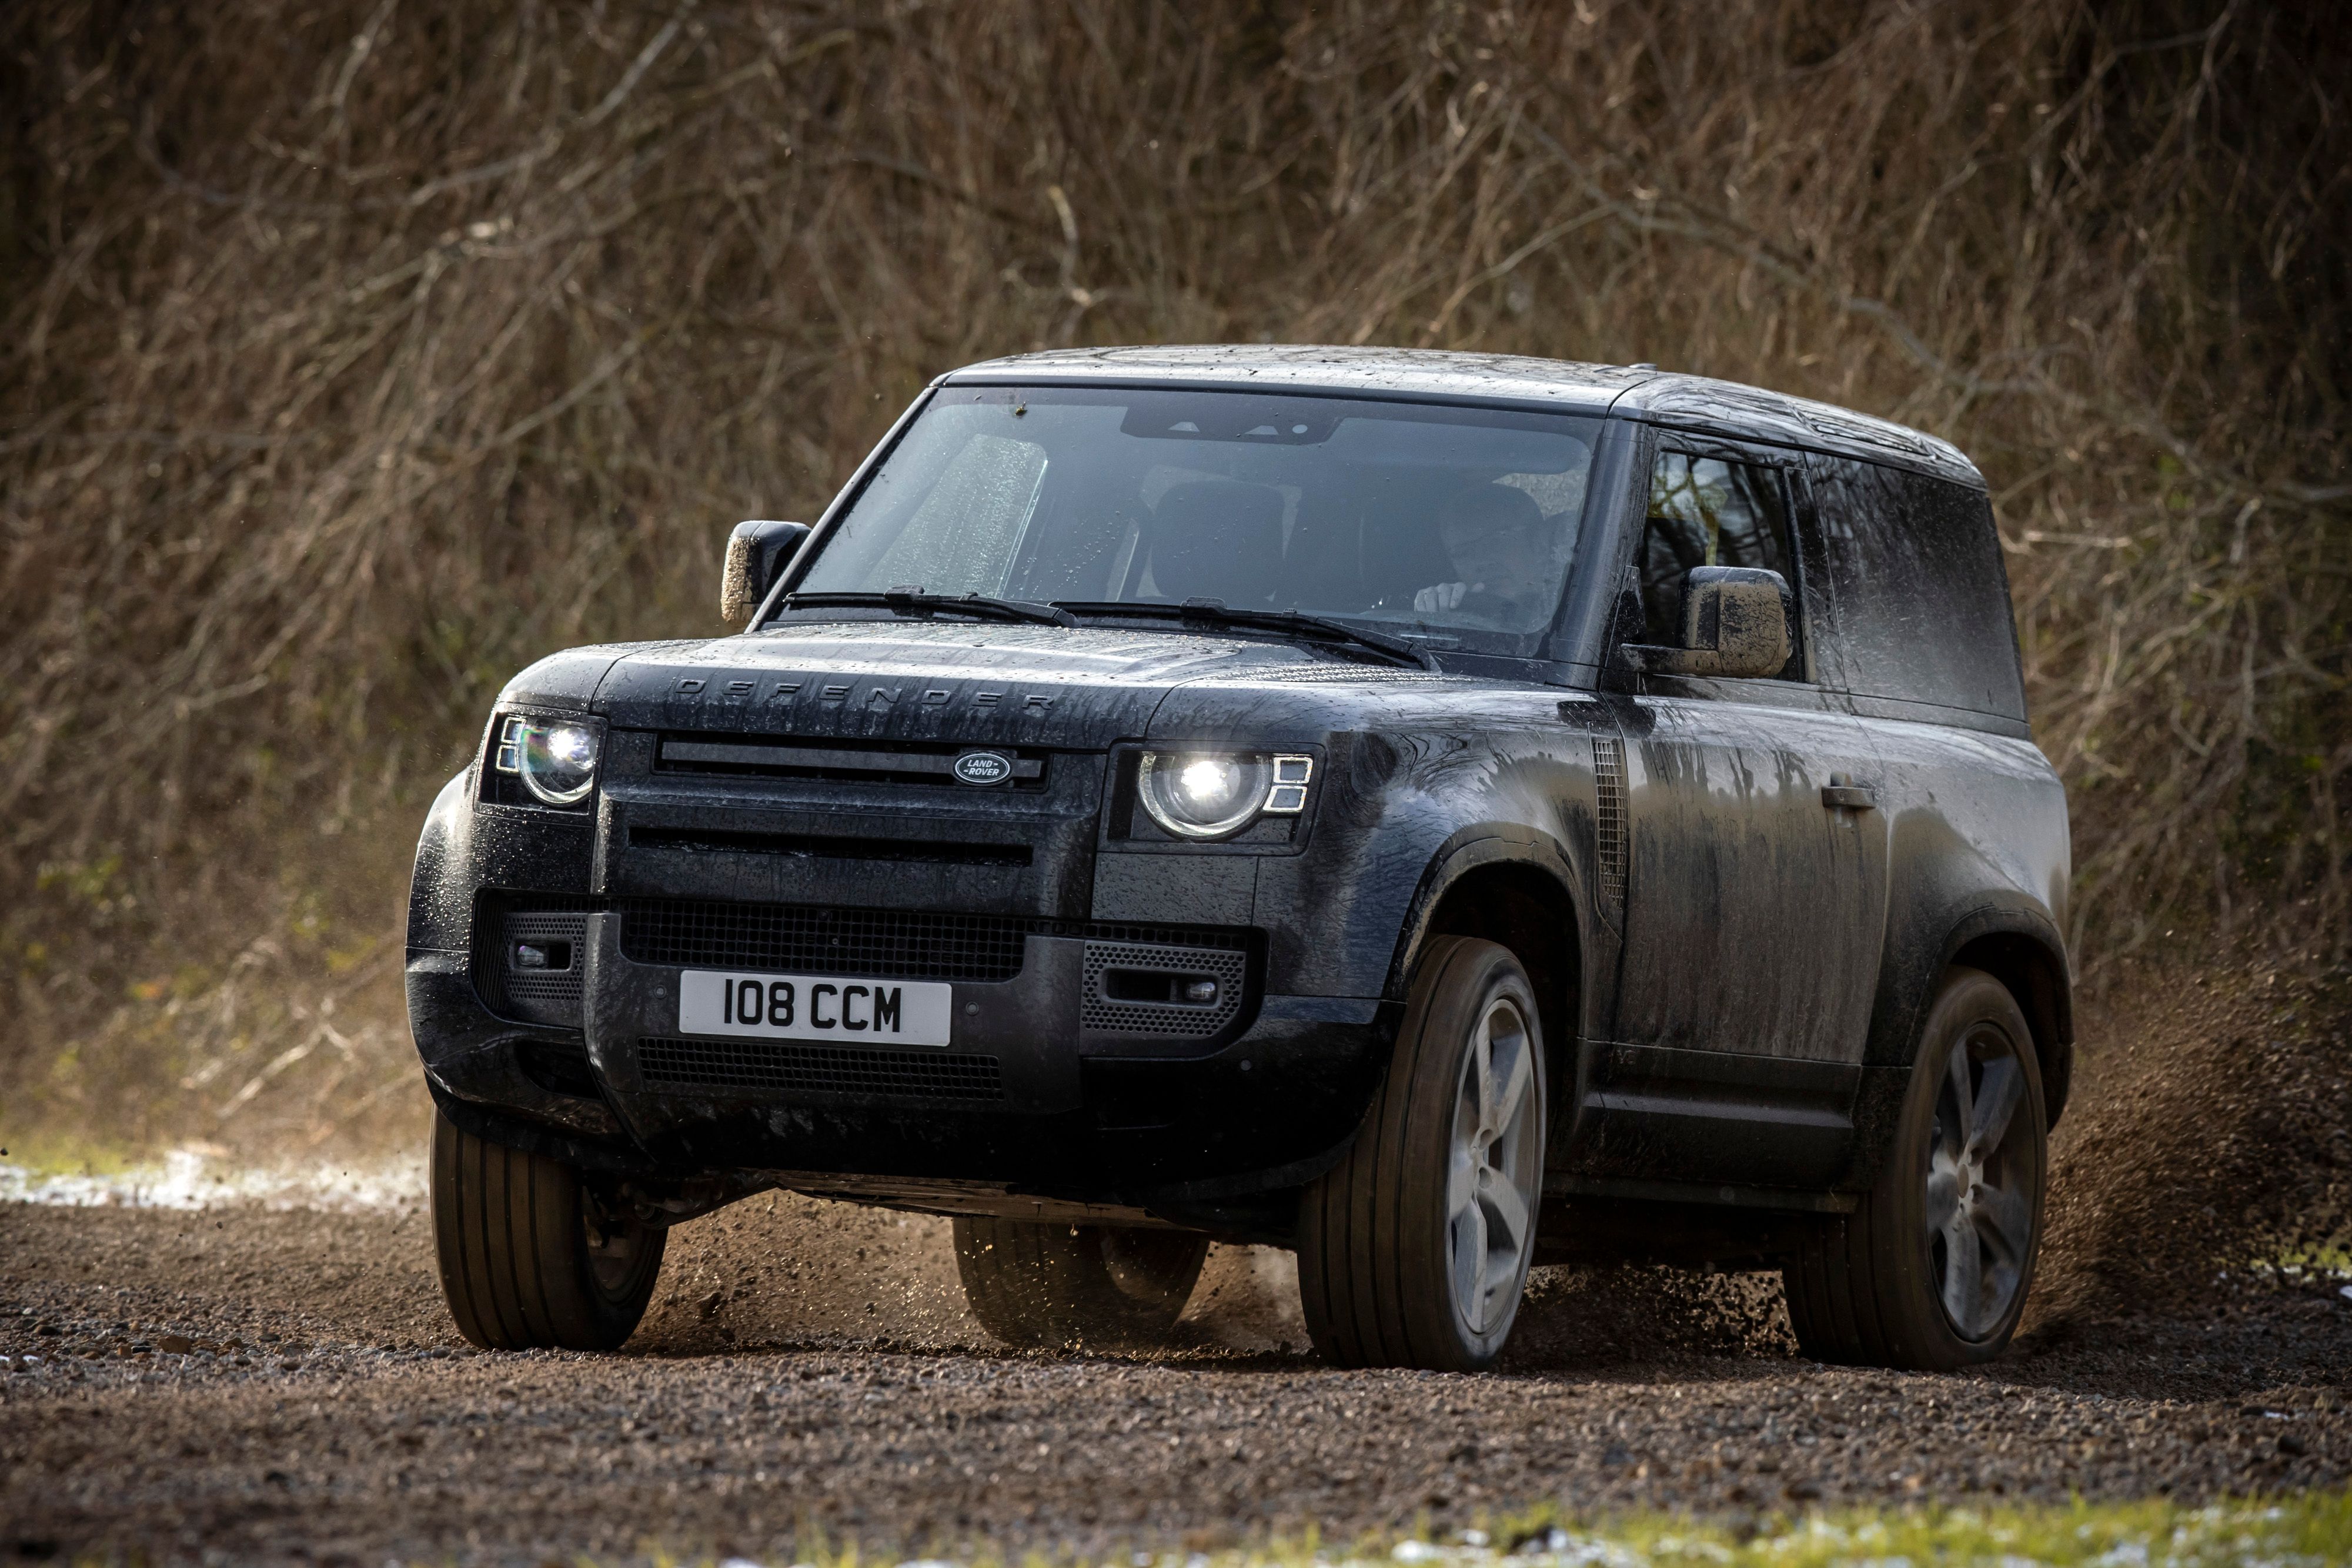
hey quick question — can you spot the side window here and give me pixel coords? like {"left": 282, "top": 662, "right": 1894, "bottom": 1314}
{"left": 1803, "top": 459, "right": 2027, "bottom": 720}
{"left": 1634, "top": 450, "right": 1803, "bottom": 679}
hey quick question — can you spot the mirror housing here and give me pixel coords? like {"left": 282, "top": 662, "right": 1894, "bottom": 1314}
{"left": 1628, "top": 566, "right": 1792, "bottom": 679}
{"left": 721, "top": 520, "right": 811, "bottom": 624}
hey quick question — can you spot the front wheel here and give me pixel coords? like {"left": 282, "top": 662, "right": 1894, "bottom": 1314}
{"left": 952, "top": 1217, "right": 1209, "bottom": 1349}
{"left": 430, "top": 1108, "right": 666, "bottom": 1350}
{"left": 1297, "top": 935, "right": 1547, "bottom": 1372}
{"left": 1783, "top": 966, "right": 2048, "bottom": 1370}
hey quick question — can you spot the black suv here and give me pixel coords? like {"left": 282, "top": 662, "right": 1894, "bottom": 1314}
{"left": 409, "top": 346, "right": 2072, "bottom": 1373}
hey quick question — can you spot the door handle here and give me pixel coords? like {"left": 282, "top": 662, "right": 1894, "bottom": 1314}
{"left": 1821, "top": 775, "right": 1877, "bottom": 811}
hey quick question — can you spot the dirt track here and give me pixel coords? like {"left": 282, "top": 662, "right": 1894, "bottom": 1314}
{"left": 2, "top": 1189, "right": 2347, "bottom": 1567}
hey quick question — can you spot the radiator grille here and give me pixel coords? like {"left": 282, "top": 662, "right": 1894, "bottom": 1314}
{"left": 637, "top": 1037, "right": 1004, "bottom": 1101}
{"left": 1592, "top": 735, "right": 1628, "bottom": 910}
{"left": 1081, "top": 940, "right": 1249, "bottom": 1038}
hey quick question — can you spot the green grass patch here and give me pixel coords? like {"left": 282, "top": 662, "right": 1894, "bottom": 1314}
{"left": 2261, "top": 1246, "right": 2352, "bottom": 1281}
{"left": 612, "top": 1493, "right": 2352, "bottom": 1568}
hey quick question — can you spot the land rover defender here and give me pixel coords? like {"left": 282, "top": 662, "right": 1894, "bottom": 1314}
{"left": 408, "top": 346, "right": 2071, "bottom": 1372}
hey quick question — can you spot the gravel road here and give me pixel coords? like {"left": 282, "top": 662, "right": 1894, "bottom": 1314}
{"left": 2, "top": 1189, "right": 2346, "bottom": 1566}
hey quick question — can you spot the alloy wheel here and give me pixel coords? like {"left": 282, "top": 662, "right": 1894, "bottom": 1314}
{"left": 1925, "top": 1025, "right": 2037, "bottom": 1339}
{"left": 1445, "top": 995, "right": 1542, "bottom": 1336}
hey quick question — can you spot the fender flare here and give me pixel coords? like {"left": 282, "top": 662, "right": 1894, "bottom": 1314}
{"left": 1930, "top": 901, "right": 2076, "bottom": 1124}
{"left": 1843, "top": 898, "right": 2076, "bottom": 1190}
{"left": 1382, "top": 822, "right": 1591, "bottom": 1019}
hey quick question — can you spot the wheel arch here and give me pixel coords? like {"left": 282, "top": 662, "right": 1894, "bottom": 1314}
{"left": 1944, "top": 912, "right": 2076, "bottom": 1127}
{"left": 1869, "top": 901, "right": 2074, "bottom": 1124}
{"left": 1386, "top": 827, "right": 1589, "bottom": 1109}
{"left": 1843, "top": 900, "right": 2074, "bottom": 1193}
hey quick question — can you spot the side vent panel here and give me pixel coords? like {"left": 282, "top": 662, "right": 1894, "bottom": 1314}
{"left": 1592, "top": 735, "right": 1629, "bottom": 916}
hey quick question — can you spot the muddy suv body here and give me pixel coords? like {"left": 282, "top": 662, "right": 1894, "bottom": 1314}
{"left": 408, "top": 346, "right": 2072, "bottom": 1369}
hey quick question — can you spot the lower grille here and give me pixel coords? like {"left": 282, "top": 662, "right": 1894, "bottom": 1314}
{"left": 614, "top": 897, "right": 1250, "bottom": 983}
{"left": 476, "top": 891, "right": 1257, "bottom": 1007}
{"left": 620, "top": 900, "right": 1031, "bottom": 982}
{"left": 637, "top": 1037, "right": 1005, "bottom": 1101}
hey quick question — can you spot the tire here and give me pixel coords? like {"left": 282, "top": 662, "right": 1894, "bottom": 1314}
{"left": 429, "top": 1108, "right": 666, "bottom": 1351}
{"left": 1297, "top": 935, "right": 1547, "bottom": 1372}
{"left": 1783, "top": 965, "right": 2048, "bottom": 1371}
{"left": 952, "top": 1217, "right": 1209, "bottom": 1349}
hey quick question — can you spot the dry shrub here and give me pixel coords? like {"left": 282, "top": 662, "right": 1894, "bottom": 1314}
{"left": 1, "top": 0, "right": 2346, "bottom": 1154}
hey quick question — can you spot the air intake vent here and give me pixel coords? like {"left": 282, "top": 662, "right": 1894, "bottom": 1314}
{"left": 614, "top": 898, "right": 1251, "bottom": 984}
{"left": 475, "top": 902, "right": 594, "bottom": 1026}
{"left": 619, "top": 901, "right": 1034, "bottom": 982}
{"left": 476, "top": 890, "right": 1255, "bottom": 989}
{"left": 637, "top": 1038, "right": 1004, "bottom": 1101}
{"left": 1592, "top": 735, "right": 1628, "bottom": 912}
{"left": 1081, "top": 940, "right": 1248, "bottom": 1038}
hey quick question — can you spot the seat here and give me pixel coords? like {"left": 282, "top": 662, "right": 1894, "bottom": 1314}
{"left": 1355, "top": 483, "right": 1535, "bottom": 613}
{"left": 1146, "top": 480, "right": 1286, "bottom": 606}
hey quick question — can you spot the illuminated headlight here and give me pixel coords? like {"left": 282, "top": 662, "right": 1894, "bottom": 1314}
{"left": 494, "top": 716, "right": 603, "bottom": 805}
{"left": 1137, "top": 751, "right": 1315, "bottom": 841}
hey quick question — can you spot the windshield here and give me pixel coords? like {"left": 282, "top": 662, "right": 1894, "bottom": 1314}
{"left": 789, "top": 386, "right": 1601, "bottom": 650}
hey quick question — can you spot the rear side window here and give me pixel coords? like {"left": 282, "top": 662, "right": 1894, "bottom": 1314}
{"left": 1803, "top": 458, "right": 2026, "bottom": 720}
{"left": 1635, "top": 450, "right": 1803, "bottom": 680}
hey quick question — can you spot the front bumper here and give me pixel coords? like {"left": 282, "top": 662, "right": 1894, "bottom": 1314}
{"left": 406, "top": 895, "right": 1394, "bottom": 1213}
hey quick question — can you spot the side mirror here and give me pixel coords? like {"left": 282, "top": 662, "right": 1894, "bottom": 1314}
{"left": 720, "top": 520, "right": 811, "bottom": 624}
{"left": 1634, "top": 566, "right": 1792, "bottom": 679}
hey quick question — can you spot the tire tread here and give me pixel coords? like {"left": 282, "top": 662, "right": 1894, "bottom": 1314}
{"left": 1780, "top": 967, "right": 2044, "bottom": 1372}
{"left": 1296, "top": 937, "right": 1543, "bottom": 1372}
{"left": 429, "top": 1108, "right": 662, "bottom": 1352}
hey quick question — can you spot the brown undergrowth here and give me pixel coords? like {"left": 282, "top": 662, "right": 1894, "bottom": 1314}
{"left": 1, "top": 0, "right": 2347, "bottom": 1252}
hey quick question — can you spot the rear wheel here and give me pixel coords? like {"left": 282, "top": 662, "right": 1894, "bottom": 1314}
{"left": 430, "top": 1108, "right": 666, "bottom": 1351}
{"left": 952, "top": 1217, "right": 1209, "bottom": 1349}
{"left": 1783, "top": 966, "right": 2047, "bottom": 1370}
{"left": 1297, "top": 936, "right": 1546, "bottom": 1372}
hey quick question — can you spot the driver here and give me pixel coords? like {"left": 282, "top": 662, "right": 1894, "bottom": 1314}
{"left": 1412, "top": 483, "right": 1553, "bottom": 621}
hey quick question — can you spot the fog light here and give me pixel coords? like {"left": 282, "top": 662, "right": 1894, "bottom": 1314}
{"left": 1181, "top": 978, "right": 1220, "bottom": 1005}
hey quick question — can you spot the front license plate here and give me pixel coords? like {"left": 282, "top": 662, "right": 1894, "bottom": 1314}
{"left": 677, "top": 970, "right": 954, "bottom": 1048}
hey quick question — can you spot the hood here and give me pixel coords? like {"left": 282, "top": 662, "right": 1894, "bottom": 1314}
{"left": 587, "top": 620, "right": 1363, "bottom": 750}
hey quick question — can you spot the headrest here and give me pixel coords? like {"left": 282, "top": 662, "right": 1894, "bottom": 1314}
{"left": 1149, "top": 480, "right": 1286, "bottom": 606}
{"left": 1446, "top": 482, "right": 1545, "bottom": 539}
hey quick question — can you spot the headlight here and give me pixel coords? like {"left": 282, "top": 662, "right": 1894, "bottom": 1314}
{"left": 495, "top": 716, "right": 602, "bottom": 805}
{"left": 1137, "top": 751, "right": 1315, "bottom": 841}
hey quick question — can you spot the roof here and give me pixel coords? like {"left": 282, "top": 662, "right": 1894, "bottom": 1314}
{"left": 940, "top": 345, "right": 1983, "bottom": 488}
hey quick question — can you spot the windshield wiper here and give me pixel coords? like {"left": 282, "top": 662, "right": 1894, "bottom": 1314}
{"left": 1052, "top": 600, "right": 1436, "bottom": 670}
{"left": 781, "top": 589, "right": 1078, "bottom": 628}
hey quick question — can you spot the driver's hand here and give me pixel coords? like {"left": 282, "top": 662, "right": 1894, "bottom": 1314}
{"left": 1414, "top": 581, "right": 1471, "bottom": 613}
